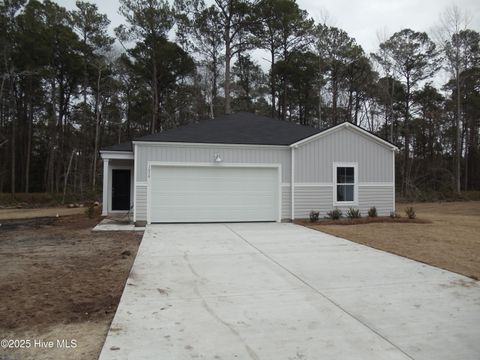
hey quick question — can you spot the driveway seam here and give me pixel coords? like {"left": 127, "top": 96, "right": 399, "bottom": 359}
{"left": 224, "top": 224, "right": 416, "bottom": 360}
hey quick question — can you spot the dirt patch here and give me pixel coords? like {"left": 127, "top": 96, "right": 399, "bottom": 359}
{"left": 0, "top": 207, "right": 86, "bottom": 220}
{"left": 295, "top": 217, "right": 430, "bottom": 226}
{"left": 0, "top": 215, "right": 142, "bottom": 360}
{"left": 302, "top": 201, "right": 480, "bottom": 280}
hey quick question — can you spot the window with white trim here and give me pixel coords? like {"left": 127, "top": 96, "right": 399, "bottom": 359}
{"left": 334, "top": 163, "right": 357, "bottom": 203}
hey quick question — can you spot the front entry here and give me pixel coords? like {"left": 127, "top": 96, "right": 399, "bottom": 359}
{"left": 112, "top": 169, "right": 131, "bottom": 211}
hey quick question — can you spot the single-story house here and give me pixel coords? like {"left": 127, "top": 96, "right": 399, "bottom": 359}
{"left": 100, "top": 112, "right": 398, "bottom": 224}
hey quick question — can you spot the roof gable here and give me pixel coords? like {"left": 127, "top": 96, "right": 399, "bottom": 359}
{"left": 290, "top": 122, "right": 398, "bottom": 151}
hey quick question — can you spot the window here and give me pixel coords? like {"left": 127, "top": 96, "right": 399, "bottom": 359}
{"left": 334, "top": 163, "right": 357, "bottom": 204}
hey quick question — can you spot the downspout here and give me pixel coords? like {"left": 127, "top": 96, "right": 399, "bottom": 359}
{"left": 392, "top": 149, "right": 396, "bottom": 213}
{"left": 133, "top": 143, "right": 137, "bottom": 223}
{"left": 101, "top": 157, "right": 109, "bottom": 216}
{"left": 291, "top": 146, "right": 295, "bottom": 221}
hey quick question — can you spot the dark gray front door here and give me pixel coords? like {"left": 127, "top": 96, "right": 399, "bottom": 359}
{"left": 112, "top": 169, "right": 131, "bottom": 211}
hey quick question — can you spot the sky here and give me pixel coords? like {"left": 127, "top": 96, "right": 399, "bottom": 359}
{"left": 56, "top": 0, "right": 479, "bottom": 51}
{"left": 56, "top": 0, "right": 479, "bottom": 85}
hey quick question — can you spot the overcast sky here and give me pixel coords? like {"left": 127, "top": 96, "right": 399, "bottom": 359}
{"left": 56, "top": 0, "right": 479, "bottom": 52}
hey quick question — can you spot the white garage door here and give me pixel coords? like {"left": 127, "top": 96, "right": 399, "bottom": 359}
{"left": 149, "top": 165, "right": 279, "bottom": 223}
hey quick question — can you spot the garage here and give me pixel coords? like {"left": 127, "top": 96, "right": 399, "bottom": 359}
{"left": 147, "top": 164, "right": 280, "bottom": 223}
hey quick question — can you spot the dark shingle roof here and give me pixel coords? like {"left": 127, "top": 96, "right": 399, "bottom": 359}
{"left": 101, "top": 141, "right": 132, "bottom": 152}
{"left": 133, "top": 112, "right": 321, "bottom": 145}
{"left": 101, "top": 112, "right": 397, "bottom": 151}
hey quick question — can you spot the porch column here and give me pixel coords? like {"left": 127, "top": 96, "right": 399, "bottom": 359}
{"left": 102, "top": 158, "right": 109, "bottom": 216}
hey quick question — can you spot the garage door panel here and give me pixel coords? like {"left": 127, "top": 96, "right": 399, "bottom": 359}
{"left": 149, "top": 166, "right": 279, "bottom": 223}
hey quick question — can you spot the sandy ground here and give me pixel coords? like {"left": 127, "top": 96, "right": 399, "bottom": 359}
{"left": 0, "top": 207, "right": 86, "bottom": 220}
{"left": 0, "top": 216, "right": 142, "bottom": 360}
{"left": 305, "top": 201, "right": 480, "bottom": 280}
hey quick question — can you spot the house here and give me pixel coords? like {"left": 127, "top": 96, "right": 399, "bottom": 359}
{"left": 100, "top": 112, "right": 398, "bottom": 224}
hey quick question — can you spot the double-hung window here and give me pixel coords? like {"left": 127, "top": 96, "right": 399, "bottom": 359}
{"left": 334, "top": 163, "right": 357, "bottom": 205}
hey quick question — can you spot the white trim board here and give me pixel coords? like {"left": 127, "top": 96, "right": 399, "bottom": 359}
{"left": 290, "top": 122, "right": 398, "bottom": 151}
{"left": 359, "top": 182, "right": 394, "bottom": 187}
{"left": 133, "top": 141, "right": 288, "bottom": 149}
{"left": 108, "top": 164, "right": 134, "bottom": 213}
{"left": 295, "top": 183, "right": 333, "bottom": 187}
{"left": 100, "top": 151, "right": 134, "bottom": 160}
{"left": 133, "top": 144, "right": 137, "bottom": 222}
{"left": 333, "top": 162, "right": 358, "bottom": 207}
{"left": 283, "top": 182, "right": 392, "bottom": 187}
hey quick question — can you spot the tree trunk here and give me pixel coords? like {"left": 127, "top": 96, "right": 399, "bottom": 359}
{"left": 332, "top": 72, "right": 338, "bottom": 125}
{"left": 455, "top": 70, "right": 461, "bottom": 193}
{"left": 10, "top": 77, "right": 15, "bottom": 196}
{"left": 270, "top": 49, "right": 275, "bottom": 118}
{"left": 92, "top": 67, "right": 102, "bottom": 192}
{"left": 402, "top": 78, "right": 411, "bottom": 197}
{"left": 25, "top": 100, "right": 33, "bottom": 192}
{"left": 224, "top": 37, "right": 232, "bottom": 114}
{"left": 47, "top": 80, "right": 57, "bottom": 193}
{"left": 151, "top": 44, "right": 159, "bottom": 133}
{"left": 63, "top": 150, "right": 75, "bottom": 204}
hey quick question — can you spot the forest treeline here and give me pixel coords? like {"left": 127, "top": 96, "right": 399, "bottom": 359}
{"left": 0, "top": 0, "right": 479, "bottom": 200}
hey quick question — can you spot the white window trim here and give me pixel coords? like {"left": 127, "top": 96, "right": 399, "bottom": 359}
{"left": 333, "top": 162, "right": 358, "bottom": 206}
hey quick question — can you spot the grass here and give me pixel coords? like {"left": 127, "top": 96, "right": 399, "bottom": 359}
{"left": 302, "top": 201, "right": 480, "bottom": 280}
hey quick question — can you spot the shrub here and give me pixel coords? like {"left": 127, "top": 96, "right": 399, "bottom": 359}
{"left": 368, "top": 206, "right": 377, "bottom": 218}
{"left": 326, "top": 208, "right": 342, "bottom": 220}
{"left": 309, "top": 210, "right": 320, "bottom": 222}
{"left": 405, "top": 207, "right": 416, "bottom": 219}
{"left": 85, "top": 202, "right": 95, "bottom": 219}
{"left": 346, "top": 207, "right": 361, "bottom": 219}
{"left": 390, "top": 211, "right": 400, "bottom": 218}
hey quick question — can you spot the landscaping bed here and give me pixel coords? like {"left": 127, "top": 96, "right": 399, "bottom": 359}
{"left": 295, "top": 216, "right": 430, "bottom": 226}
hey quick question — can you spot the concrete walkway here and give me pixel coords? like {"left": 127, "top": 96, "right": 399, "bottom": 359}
{"left": 99, "top": 223, "right": 480, "bottom": 360}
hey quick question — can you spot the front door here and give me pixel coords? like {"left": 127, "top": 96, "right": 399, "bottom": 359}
{"left": 112, "top": 169, "right": 131, "bottom": 211}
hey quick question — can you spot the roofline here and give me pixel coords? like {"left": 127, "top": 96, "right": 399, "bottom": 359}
{"left": 100, "top": 150, "right": 134, "bottom": 160}
{"left": 290, "top": 122, "right": 399, "bottom": 151}
{"left": 132, "top": 140, "right": 289, "bottom": 148}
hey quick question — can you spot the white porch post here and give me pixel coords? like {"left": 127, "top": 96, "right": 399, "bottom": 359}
{"left": 102, "top": 158, "right": 109, "bottom": 216}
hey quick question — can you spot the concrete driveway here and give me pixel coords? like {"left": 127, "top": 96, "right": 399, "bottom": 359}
{"left": 99, "top": 223, "right": 480, "bottom": 360}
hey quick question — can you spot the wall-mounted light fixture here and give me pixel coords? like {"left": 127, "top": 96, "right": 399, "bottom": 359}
{"left": 214, "top": 154, "right": 223, "bottom": 163}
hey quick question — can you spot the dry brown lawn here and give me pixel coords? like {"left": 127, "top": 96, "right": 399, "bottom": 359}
{"left": 0, "top": 207, "right": 85, "bottom": 220}
{"left": 0, "top": 215, "right": 142, "bottom": 360}
{"left": 304, "top": 201, "right": 480, "bottom": 280}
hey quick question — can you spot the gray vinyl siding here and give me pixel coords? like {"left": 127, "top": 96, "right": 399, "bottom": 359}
{"left": 135, "top": 185, "right": 147, "bottom": 221}
{"left": 294, "top": 186, "right": 332, "bottom": 218}
{"left": 293, "top": 185, "right": 394, "bottom": 218}
{"left": 135, "top": 144, "right": 291, "bottom": 182}
{"left": 294, "top": 127, "right": 393, "bottom": 183}
{"left": 282, "top": 186, "right": 291, "bottom": 219}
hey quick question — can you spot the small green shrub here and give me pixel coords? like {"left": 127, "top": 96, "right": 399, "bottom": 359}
{"left": 368, "top": 206, "right": 377, "bottom": 217}
{"left": 405, "top": 207, "right": 416, "bottom": 219}
{"left": 326, "top": 208, "right": 342, "bottom": 220}
{"left": 309, "top": 210, "right": 320, "bottom": 222}
{"left": 346, "top": 207, "right": 361, "bottom": 219}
